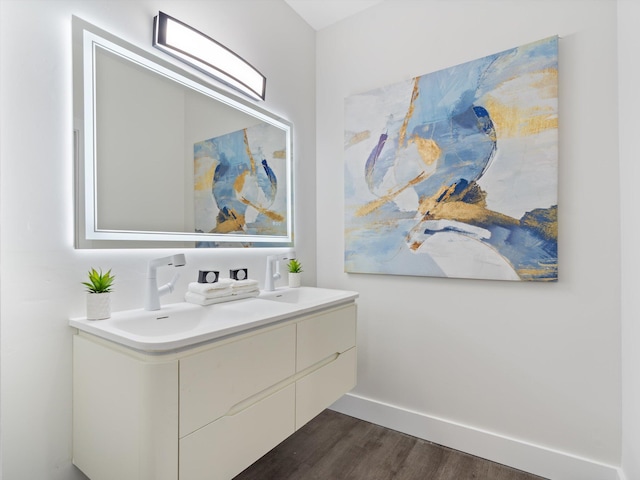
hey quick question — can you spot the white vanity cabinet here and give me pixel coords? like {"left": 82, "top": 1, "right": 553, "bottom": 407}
{"left": 72, "top": 302, "right": 357, "bottom": 480}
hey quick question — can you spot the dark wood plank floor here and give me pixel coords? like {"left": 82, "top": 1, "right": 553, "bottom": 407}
{"left": 234, "top": 410, "right": 547, "bottom": 480}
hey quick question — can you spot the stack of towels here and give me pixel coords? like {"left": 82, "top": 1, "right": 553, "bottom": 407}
{"left": 185, "top": 278, "right": 260, "bottom": 306}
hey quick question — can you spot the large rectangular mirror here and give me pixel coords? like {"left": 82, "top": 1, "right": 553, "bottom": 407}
{"left": 73, "top": 17, "right": 293, "bottom": 248}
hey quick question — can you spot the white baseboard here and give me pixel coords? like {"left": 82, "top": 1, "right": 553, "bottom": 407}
{"left": 330, "top": 393, "right": 622, "bottom": 480}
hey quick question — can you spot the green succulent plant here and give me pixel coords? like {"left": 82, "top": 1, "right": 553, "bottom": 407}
{"left": 287, "top": 259, "right": 303, "bottom": 274}
{"left": 82, "top": 268, "right": 115, "bottom": 294}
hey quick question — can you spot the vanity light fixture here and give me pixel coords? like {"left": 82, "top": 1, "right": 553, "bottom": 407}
{"left": 152, "top": 11, "right": 266, "bottom": 101}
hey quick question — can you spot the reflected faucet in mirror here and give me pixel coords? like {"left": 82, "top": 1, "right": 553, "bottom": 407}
{"left": 145, "top": 254, "right": 186, "bottom": 311}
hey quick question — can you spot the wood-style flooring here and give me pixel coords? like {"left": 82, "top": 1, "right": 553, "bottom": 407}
{"left": 234, "top": 409, "right": 547, "bottom": 480}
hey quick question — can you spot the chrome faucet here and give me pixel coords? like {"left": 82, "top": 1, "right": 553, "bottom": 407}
{"left": 264, "top": 251, "right": 295, "bottom": 291}
{"left": 144, "top": 253, "right": 186, "bottom": 311}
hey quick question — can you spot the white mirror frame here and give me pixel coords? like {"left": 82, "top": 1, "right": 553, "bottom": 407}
{"left": 74, "top": 18, "right": 293, "bottom": 247}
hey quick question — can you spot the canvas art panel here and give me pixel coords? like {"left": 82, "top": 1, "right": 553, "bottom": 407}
{"left": 194, "top": 122, "right": 289, "bottom": 241}
{"left": 344, "top": 36, "right": 558, "bottom": 281}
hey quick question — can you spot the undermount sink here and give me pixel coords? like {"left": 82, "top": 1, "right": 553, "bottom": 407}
{"left": 69, "top": 287, "right": 358, "bottom": 353}
{"left": 107, "top": 304, "right": 204, "bottom": 337}
{"left": 258, "top": 286, "right": 356, "bottom": 306}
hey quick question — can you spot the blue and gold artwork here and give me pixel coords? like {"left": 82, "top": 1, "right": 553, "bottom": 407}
{"left": 345, "top": 36, "right": 558, "bottom": 281}
{"left": 194, "top": 123, "right": 288, "bottom": 239}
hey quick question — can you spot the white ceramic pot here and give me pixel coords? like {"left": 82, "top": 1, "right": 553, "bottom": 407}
{"left": 86, "top": 292, "right": 111, "bottom": 320}
{"left": 288, "top": 272, "right": 302, "bottom": 288}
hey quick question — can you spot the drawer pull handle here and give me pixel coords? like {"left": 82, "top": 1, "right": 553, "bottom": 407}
{"left": 226, "top": 352, "right": 341, "bottom": 417}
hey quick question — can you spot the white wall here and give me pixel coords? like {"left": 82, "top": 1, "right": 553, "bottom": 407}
{"left": 619, "top": 1, "right": 640, "bottom": 478}
{"left": 0, "top": 1, "right": 315, "bottom": 479}
{"left": 318, "top": 1, "right": 622, "bottom": 478}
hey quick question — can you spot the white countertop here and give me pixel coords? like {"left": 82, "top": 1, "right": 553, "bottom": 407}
{"left": 69, "top": 287, "right": 358, "bottom": 353}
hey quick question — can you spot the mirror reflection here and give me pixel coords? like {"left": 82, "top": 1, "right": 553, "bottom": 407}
{"left": 73, "top": 17, "right": 293, "bottom": 248}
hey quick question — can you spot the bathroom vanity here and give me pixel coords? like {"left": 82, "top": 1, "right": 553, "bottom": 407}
{"left": 70, "top": 287, "right": 357, "bottom": 480}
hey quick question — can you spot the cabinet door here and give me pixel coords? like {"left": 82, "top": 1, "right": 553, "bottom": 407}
{"left": 296, "top": 304, "right": 356, "bottom": 372}
{"left": 180, "top": 324, "right": 296, "bottom": 437}
{"left": 179, "top": 383, "right": 295, "bottom": 480}
{"left": 73, "top": 335, "right": 178, "bottom": 480}
{"left": 296, "top": 347, "right": 357, "bottom": 429}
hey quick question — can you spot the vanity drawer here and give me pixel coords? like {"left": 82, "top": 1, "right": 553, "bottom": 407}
{"left": 296, "top": 346, "right": 357, "bottom": 429}
{"left": 296, "top": 304, "right": 356, "bottom": 372}
{"left": 179, "top": 324, "right": 296, "bottom": 437}
{"left": 179, "top": 383, "right": 295, "bottom": 480}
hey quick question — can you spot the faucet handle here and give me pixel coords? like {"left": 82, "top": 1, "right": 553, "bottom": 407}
{"left": 168, "top": 272, "right": 180, "bottom": 289}
{"left": 274, "top": 260, "right": 281, "bottom": 281}
{"left": 158, "top": 272, "right": 180, "bottom": 297}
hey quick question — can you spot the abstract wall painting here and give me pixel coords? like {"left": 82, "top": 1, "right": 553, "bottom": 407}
{"left": 344, "top": 36, "right": 558, "bottom": 281}
{"left": 194, "top": 122, "right": 289, "bottom": 243}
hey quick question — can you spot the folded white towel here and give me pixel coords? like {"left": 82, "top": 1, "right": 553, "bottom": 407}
{"left": 185, "top": 291, "right": 232, "bottom": 306}
{"left": 185, "top": 289, "right": 259, "bottom": 305}
{"left": 187, "top": 287, "right": 233, "bottom": 300}
{"left": 232, "top": 285, "right": 260, "bottom": 295}
{"left": 230, "top": 278, "right": 259, "bottom": 295}
{"left": 231, "top": 279, "right": 259, "bottom": 289}
{"left": 188, "top": 278, "right": 233, "bottom": 296}
{"left": 234, "top": 289, "right": 260, "bottom": 299}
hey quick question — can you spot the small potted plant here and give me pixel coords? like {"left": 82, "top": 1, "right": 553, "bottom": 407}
{"left": 82, "top": 268, "right": 115, "bottom": 320}
{"left": 287, "top": 259, "right": 303, "bottom": 288}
